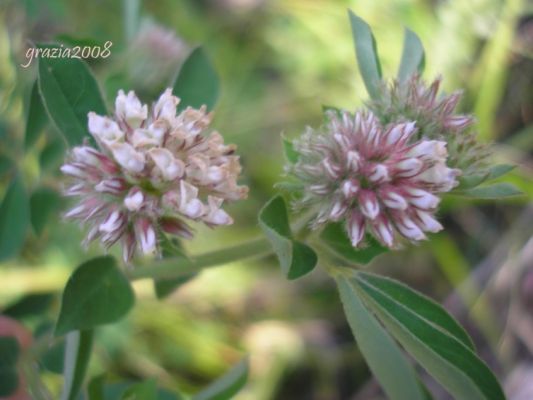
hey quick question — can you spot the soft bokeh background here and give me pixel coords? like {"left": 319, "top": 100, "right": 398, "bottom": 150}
{"left": 0, "top": 0, "right": 532, "bottom": 398}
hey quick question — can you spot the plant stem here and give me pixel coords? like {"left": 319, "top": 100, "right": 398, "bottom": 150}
{"left": 127, "top": 236, "right": 273, "bottom": 281}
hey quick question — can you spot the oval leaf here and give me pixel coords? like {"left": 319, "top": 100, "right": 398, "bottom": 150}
{"left": 173, "top": 47, "right": 219, "bottom": 112}
{"left": 37, "top": 44, "right": 107, "bottom": 146}
{"left": 0, "top": 175, "right": 30, "bottom": 261}
{"left": 336, "top": 275, "right": 425, "bottom": 400}
{"left": 193, "top": 358, "right": 249, "bottom": 400}
{"left": 353, "top": 275, "right": 505, "bottom": 400}
{"left": 55, "top": 256, "right": 135, "bottom": 336}
{"left": 397, "top": 28, "right": 425, "bottom": 82}
{"left": 348, "top": 11, "right": 382, "bottom": 100}
{"left": 320, "top": 222, "right": 387, "bottom": 265}
{"left": 60, "top": 330, "right": 94, "bottom": 400}
{"left": 258, "top": 196, "right": 317, "bottom": 280}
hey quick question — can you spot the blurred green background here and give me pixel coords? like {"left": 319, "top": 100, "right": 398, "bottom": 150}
{"left": 0, "top": 0, "right": 532, "bottom": 398}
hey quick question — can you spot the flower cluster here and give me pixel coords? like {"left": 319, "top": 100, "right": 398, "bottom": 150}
{"left": 61, "top": 89, "right": 248, "bottom": 263}
{"left": 369, "top": 75, "right": 489, "bottom": 176}
{"left": 287, "top": 110, "right": 460, "bottom": 248}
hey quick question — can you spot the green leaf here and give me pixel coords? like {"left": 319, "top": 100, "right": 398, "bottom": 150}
{"left": 258, "top": 196, "right": 317, "bottom": 280}
{"left": 88, "top": 374, "right": 105, "bottom": 400}
{"left": 335, "top": 275, "right": 425, "bottom": 400}
{"left": 397, "top": 28, "right": 425, "bottom": 82}
{"left": 193, "top": 358, "right": 249, "bottom": 400}
{"left": 353, "top": 274, "right": 506, "bottom": 400}
{"left": 37, "top": 43, "right": 107, "bottom": 146}
{"left": 55, "top": 256, "right": 135, "bottom": 336}
{"left": 348, "top": 11, "right": 382, "bottom": 100}
{"left": 173, "top": 47, "right": 219, "bottom": 112}
{"left": 25, "top": 80, "right": 48, "bottom": 149}
{"left": 121, "top": 379, "right": 157, "bottom": 400}
{"left": 0, "top": 337, "right": 20, "bottom": 397}
{"left": 458, "top": 182, "right": 523, "bottom": 199}
{"left": 60, "top": 330, "right": 94, "bottom": 400}
{"left": 30, "top": 187, "right": 61, "bottom": 236}
{"left": 281, "top": 134, "right": 299, "bottom": 164}
{"left": 486, "top": 164, "right": 515, "bottom": 181}
{"left": 320, "top": 222, "right": 387, "bottom": 265}
{"left": 357, "top": 272, "right": 475, "bottom": 350}
{"left": 0, "top": 155, "right": 14, "bottom": 178}
{"left": 39, "top": 135, "right": 66, "bottom": 171}
{"left": 3, "top": 293, "right": 55, "bottom": 319}
{"left": 0, "top": 175, "right": 30, "bottom": 261}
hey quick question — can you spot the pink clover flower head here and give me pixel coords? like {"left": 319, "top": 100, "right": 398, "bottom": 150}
{"left": 288, "top": 110, "right": 460, "bottom": 248}
{"left": 61, "top": 89, "right": 248, "bottom": 263}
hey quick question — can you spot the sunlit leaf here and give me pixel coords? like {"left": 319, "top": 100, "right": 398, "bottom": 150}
{"left": 193, "top": 358, "right": 249, "bottom": 400}
{"left": 398, "top": 28, "right": 425, "bottom": 82}
{"left": 336, "top": 275, "right": 425, "bottom": 400}
{"left": 258, "top": 196, "right": 317, "bottom": 280}
{"left": 173, "top": 47, "right": 219, "bottom": 112}
{"left": 354, "top": 273, "right": 506, "bottom": 400}
{"left": 60, "top": 330, "right": 94, "bottom": 400}
{"left": 0, "top": 337, "right": 19, "bottom": 397}
{"left": 24, "top": 80, "right": 48, "bottom": 149}
{"left": 37, "top": 43, "right": 107, "bottom": 146}
{"left": 0, "top": 175, "right": 30, "bottom": 261}
{"left": 348, "top": 11, "right": 382, "bottom": 100}
{"left": 55, "top": 256, "right": 135, "bottom": 336}
{"left": 320, "top": 222, "right": 387, "bottom": 265}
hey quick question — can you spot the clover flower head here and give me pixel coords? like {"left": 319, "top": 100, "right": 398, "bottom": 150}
{"left": 287, "top": 110, "right": 460, "bottom": 248}
{"left": 369, "top": 75, "right": 489, "bottom": 176}
{"left": 61, "top": 88, "right": 248, "bottom": 263}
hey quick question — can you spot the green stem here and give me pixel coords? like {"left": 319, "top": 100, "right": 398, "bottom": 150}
{"left": 128, "top": 236, "right": 273, "bottom": 281}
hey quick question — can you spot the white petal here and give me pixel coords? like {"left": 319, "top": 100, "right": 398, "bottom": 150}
{"left": 124, "top": 190, "right": 144, "bottom": 211}
{"left": 110, "top": 142, "right": 146, "bottom": 173}
{"left": 383, "top": 192, "right": 408, "bottom": 210}
{"left": 415, "top": 210, "right": 443, "bottom": 233}
{"left": 406, "top": 188, "right": 440, "bottom": 209}
{"left": 395, "top": 158, "right": 423, "bottom": 177}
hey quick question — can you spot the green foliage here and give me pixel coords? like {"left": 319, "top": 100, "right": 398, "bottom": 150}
{"left": 281, "top": 134, "right": 299, "bottom": 164}
{"left": 258, "top": 196, "right": 317, "bottom": 280}
{"left": 319, "top": 223, "right": 387, "bottom": 265}
{"left": 121, "top": 379, "right": 157, "bottom": 400}
{"left": 457, "top": 182, "right": 523, "bottom": 199}
{"left": 398, "top": 28, "right": 425, "bottom": 82}
{"left": 55, "top": 256, "right": 135, "bottom": 336}
{"left": 348, "top": 11, "right": 382, "bottom": 100}
{"left": 173, "top": 47, "right": 219, "bottom": 112}
{"left": 61, "top": 330, "right": 94, "bottom": 400}
{"left": 3, "top": 293, "right": 55, "bottom": 319}
{"left": 0, "top": 337, "right": 20, "bottom": 397}
{"left": 37, "top": 44, "right": 107, "bottom": 146}
{"left": 30, "top": 187, "right": 61, "bottom": 236}
{"left": 193, "top": 358, "right": 249, "bottom": 400}
{"left": 336, "top": 275, "right": 425, "bottom": 400}
{"left": 24, "top": 80, "right": 48, "bottom": 149}
{"left": 352, "top": 272, "right": 506, "bottom": 400}
{"left": 0, "top": 175, "right": 30, "bottom": 261}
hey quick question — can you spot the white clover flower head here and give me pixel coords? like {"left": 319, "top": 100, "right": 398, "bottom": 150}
{"left": 61, "top": 89, "right": 248, "bottom": 263}
{"left": 288, "top": 110, "right": 460, "bottom": 248}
